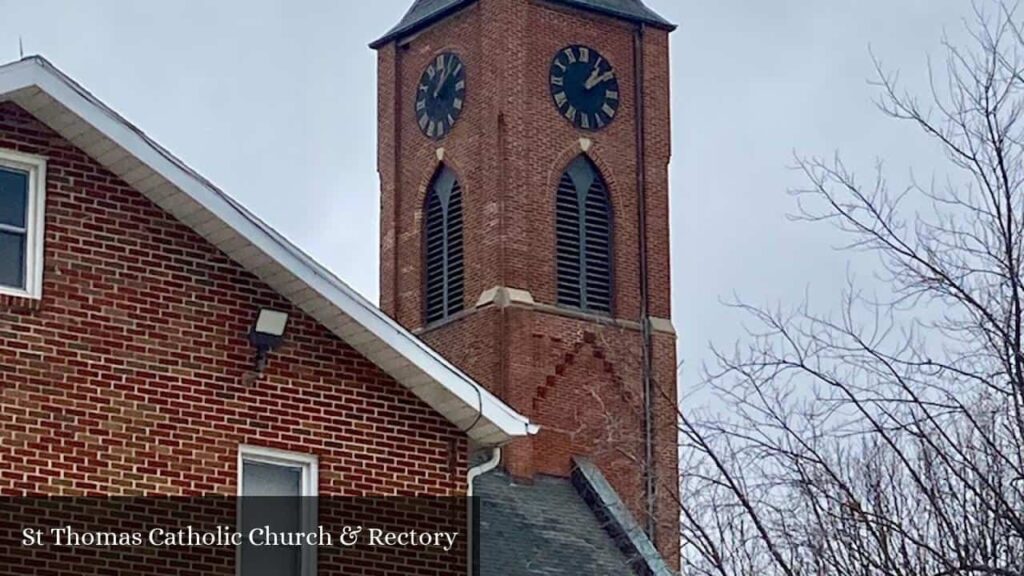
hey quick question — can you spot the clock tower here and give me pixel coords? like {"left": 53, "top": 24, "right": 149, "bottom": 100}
{"left": 372, "top": 0, "right": 679, "bottom": 566}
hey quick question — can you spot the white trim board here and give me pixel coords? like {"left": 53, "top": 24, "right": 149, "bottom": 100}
{"left": 0, "top": 56, "right": 537, "bottom": 446}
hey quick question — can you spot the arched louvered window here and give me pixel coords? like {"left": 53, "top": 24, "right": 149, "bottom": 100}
{"left": 556, "top": 156, "right": 612, "bottom": 314}
{"left": 424, "top": 166, "right": 465, "bottom": 324}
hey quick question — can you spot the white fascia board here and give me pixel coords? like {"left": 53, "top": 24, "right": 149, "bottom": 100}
{"left": 0, "top": 57, "right": 537, "bottom": 444}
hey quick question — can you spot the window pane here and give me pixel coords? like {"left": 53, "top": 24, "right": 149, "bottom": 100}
{"left": 0, "top": 231, "right": 25, "bottom": 289}
{"left": 242, "top": 462, "right": 302, "bottom": 497}
{"left": 240, "top": 461, "right": 303, "bottom": 576}
{"left": 0, "top": 167, "right": 29, "bottom": 229}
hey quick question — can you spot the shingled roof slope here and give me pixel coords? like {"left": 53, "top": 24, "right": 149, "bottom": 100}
{"left": 370, "top": 0, "right": 674, "bottom": 48}
{"left": 477, "top": 470, "right": 636, "bottom": 575}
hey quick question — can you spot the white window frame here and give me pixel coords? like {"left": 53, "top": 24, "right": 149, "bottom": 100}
{"left": 0, "top": 149, "right": 46, "bottom": 299}
{"left": 237, "top": 445, "right": 319, "bottom": 576}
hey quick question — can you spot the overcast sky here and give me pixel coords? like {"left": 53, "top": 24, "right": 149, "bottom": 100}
{"left": 0, "top": 0, "right": 978, "bottom": 397}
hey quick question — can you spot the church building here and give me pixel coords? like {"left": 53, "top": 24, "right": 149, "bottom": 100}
{"left": 0, "top": 0, "right": 679, "bottom": 574}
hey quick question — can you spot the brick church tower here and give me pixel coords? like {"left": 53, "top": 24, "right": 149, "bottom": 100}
{"left": 372, "top": 0, "right": 679, "bottom": 564}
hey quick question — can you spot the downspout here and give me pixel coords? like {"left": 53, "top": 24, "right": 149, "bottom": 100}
{"left": 498, "top": 113, "right": 510, "bottom": 400}
{"left": 467, "top": 447, "right": 502, "bottom": 576}
{"left": 391, "top": 43, "right": 404, "bottom": 321}
{"left": 633, "top": 22, "right": 657, "bottom": 542}
{"left": 467, "top": 447, "right": 501, "bottom": 497}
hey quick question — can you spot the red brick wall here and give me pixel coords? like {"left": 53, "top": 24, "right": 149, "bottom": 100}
{"left": 376, "top": 0, "right": 679, "bottom": 565}
{"left": 0, "top": 101, "right": 468, "bottom": 499}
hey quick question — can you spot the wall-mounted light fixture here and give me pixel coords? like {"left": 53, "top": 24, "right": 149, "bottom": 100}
{"left": 249, "top": 309, "right": 290, "bottom": 373}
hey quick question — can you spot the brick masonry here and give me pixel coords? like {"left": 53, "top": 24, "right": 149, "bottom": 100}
{"left": 376, "top": 0, "right": 680, "bottom": 566}
{"left": 0, "top": 101, "right": 469, "bottom": 501}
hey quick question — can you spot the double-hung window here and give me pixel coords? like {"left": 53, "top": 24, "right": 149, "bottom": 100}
{"left": 238, "top": 446, "right": 318, "bottom": 576}
{"left": 0, "top": 150, "right": 46, "bottom": 299}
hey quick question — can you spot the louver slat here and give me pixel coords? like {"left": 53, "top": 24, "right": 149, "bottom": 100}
{"left": 424, "top": 168, "right": 465, "bottom": 325}
{"left": 584, "top": 177, "right": 612, "bottom": 313}
{"left": 425, "top": 190, "right": 446, "bottom": 323}
{"left": 556, "top": 157, "right": 612, "bottom": 314}
{"left": 446, "top": 183, "right": 465, "bottom": 318}
{"left": 556, "top": 172, "right": 584, "bottom": 308}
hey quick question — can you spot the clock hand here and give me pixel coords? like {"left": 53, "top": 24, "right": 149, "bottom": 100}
{"left": 584, "top": 70, "right": 615, "bottom": 90}
{"left": 434, "top": 63, "right": 450, "bottom": 98}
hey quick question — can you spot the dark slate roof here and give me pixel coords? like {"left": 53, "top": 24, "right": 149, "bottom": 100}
{"left": 557, "top": 0, "right": 674, "bottom": 29}
{"left": 572, "top": 458, "right": 676, "bottom": 576}
{"left": 370, "top": 0, "right": 675, "bottom": 48}
{"left": 476, "top": 460, "right": 676, "bottom": 575}
{"left": 477, "top": 470, "right": 636, "bottom": 575}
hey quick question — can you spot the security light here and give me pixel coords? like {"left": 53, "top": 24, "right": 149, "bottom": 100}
{"left": 249, "top": 309, "right": 289, "bottom": 372}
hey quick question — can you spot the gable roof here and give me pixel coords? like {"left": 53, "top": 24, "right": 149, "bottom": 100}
{"left": 0, "top": 56, "right": 537, "bottom": 446}
{"left": 370, "top": 0, "right": 675, "bottom": 48}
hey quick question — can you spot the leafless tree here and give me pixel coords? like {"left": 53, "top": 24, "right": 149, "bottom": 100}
{"left": 678, "top": 3, "right": 1024, "bottom": 575}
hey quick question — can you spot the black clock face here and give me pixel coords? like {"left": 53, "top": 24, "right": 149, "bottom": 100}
{"left": 549, "top": 45, "right": 620, "bottom": 131}
{"left": 415, "top": 52, "right": 466, "bottom": 140}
